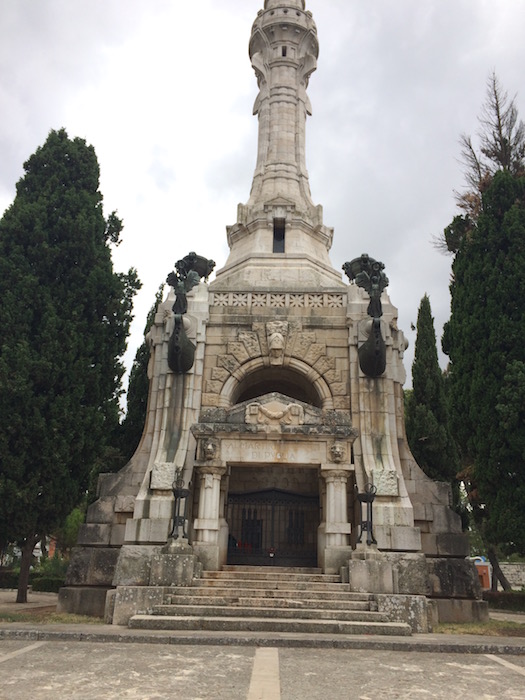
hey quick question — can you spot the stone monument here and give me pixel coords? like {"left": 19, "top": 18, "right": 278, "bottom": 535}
{"left": 58, "top": 0, "right": 483, "bottom": 626}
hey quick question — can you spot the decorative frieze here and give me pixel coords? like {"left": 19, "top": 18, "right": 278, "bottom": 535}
{"left": 211, "top": 292, "right": 345, "bottom": 309}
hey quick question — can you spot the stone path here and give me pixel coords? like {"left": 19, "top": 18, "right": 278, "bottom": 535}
{"left": 1, "top": 641, "right": 525, "bottom": 699}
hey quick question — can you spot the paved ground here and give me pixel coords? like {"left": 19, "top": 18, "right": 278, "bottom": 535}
{"left": 1, "top": 591, "right": 525, "bottom": 699}
{"left": 1, "top": 639, "right": 525, "bottom": 699}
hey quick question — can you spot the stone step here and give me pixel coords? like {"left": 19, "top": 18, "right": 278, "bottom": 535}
{"left": 164, "top": 593, "right": 372, "bottom": 610}
{"left": 129, "top": 614, "right": 412, "bottom": 637}
{"left": 222, "top": 565, "right": 322, "bottom": 575}
{"left": 172, "top": 585, "right": 370, "bottom": 602}
{"left": 152, "top": 604, "right": 388, "bottom": 623}
{"left": 192, "top": 579, "right": 350, "bottom": 592}
{"left": 203, "top": 570, "right": 341, "bottom": 584}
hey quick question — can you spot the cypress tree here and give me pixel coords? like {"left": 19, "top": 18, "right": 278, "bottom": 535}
{"left": 443, "top": 170, "right": 525, "bottom": 557}
{"left": 405, "top": 295, "right": 458, "bottom": 486}
{"left": 0, "top": 129, "right": 140, "bottom": 601}
{"left": 439, "top": 76, "right": 525, "bottom": 581}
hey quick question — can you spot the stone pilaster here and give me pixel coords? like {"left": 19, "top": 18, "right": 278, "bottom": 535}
{"left": 192, "top": 465, "right": 227, "bottom": 570}
{"left": 319, "top": 467, "right": 353, "bottom": 573}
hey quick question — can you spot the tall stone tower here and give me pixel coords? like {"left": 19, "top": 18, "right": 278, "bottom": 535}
{"left": 59, "top": 0, "right": 481, "bottom": 625}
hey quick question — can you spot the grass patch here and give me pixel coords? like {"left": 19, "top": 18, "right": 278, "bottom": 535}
{"left": 0, "top": 610, "right": 104, "bottom": 624}
{"left": 436, "top": 619, "right": 525, "bottom": 637}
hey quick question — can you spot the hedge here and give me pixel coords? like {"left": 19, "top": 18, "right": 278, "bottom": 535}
{"left": 31, "top": 577, "right": 65, "bottom": 593}
{"left": 483, "top": 591, "right": 525, "bottom": 612}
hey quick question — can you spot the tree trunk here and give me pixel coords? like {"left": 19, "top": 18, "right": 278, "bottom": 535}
{"left": 487, "top": 546, "right": 512, "bottom": 592}
{"left": 16, "top": 535, "right": 38, "bottom": 604}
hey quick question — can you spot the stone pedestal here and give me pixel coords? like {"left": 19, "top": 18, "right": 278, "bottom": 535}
{"left": 348, "top": 544, "right": 394, "bottom": 594}
{"left": 110, "top": 539, "right": 202, "bottom": 626}
{"left": 149, "top": 538, "right": 199, "bottom": 586}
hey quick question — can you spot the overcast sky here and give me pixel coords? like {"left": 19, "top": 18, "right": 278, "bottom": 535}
{"left": 2, "top": 0, "right": 525, "bottom": 391}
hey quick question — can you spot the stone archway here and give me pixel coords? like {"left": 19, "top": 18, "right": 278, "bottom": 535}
{"left": 218, "top": 357, "right": 334, "bottom": 409}
{"left": 190, "top": 392, "right": 357, "bottom": 573}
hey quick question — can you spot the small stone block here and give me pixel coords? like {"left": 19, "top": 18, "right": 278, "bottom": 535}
{"left": 150, "top": 462, "right": 174, "bottom": 490}
{"left": 149, "top": 551, "right": 197, "bottom": 586}
{"left": 348, "top": 558, "right": 394, "bottom": 594}
{"left": 112, "top": 586, "right": 165, "bottom": 626}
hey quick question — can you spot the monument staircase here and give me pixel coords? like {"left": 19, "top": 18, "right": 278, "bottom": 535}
{"left": 128, "top": 566, "right": 412, "bottom": 636}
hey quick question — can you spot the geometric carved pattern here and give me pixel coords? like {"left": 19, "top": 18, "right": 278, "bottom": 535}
{"left": 211, "top": 292, "right": 345, "bottom": 309}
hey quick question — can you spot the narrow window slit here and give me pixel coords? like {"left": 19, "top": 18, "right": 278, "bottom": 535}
{"left": 273, "top": 218, "right": 285, "bottom": 253}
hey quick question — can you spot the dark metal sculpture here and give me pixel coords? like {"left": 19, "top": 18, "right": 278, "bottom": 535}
{"left": 168, "top": 468, "right": 190, "bottom": 540}
{"left": 166, "top": 252, "right": 215, "bottom": 373}
{"left": 343, "top": 254, "right": 389, "bottom": 378}
{"left": 356, "top": 482, "right": 378, "bottom": 546}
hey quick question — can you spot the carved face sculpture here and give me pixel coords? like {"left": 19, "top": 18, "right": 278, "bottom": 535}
{"left": 330, "top": 442, "right": 345, "bottom": 463}
{"left": 268, "top": 331, "right": 284, "bottom": 357}
{"left": 204, "top": 439, "right": 217, "bottom": 460}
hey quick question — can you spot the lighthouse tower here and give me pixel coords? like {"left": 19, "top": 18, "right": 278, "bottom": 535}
{"left": 59, "top": 0, "right": 481, "bottom": 627}
{"left": 215, "top": 0, "right": 340, "bottom": 289}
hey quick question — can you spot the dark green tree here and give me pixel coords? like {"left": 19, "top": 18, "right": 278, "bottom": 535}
{"left": 441, "top": 76, "right": 525, "bottom": 585}
{"left": 0, "top": 129, "right": 140, "bottom": 602}
{"left": 405, "top": 295, "right": 459, "bottom": 491}
{"left": 118, "top": 284, "right": 165, "bottom": 463}
{"left": 443, "top": 171, "right": 525, "bottom": 568}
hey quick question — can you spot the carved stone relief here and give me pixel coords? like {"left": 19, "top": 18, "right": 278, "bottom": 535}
{"left": 329, "top": 442, "right": 346, "bottom": 464}
{"left": 266, "top": 321, "right": 289, "bottom": 366}
{"left": 245, "top": 400, "right": 305, "bottom": 433}
{"left": 203, "top": 320, "right": 346, "bottom": 408}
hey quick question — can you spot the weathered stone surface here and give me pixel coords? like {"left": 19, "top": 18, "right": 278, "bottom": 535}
{"left": 384, "top": 553, "right": 430, "bottom": 596}
{"left": 86, "top": 497, "right": 116, "bottom": 524}
{"left": 150, "top": 462, "right": 175, "bottom": 490}
{"left": 112, "top": 545, "right": 162, "bottom": 586}
{"left": 375, "top": 594, "right": 429, "bottom": 633}
{"left": 431, "top": 505, "right": 462, "bottom": 533}
{"left": 112, "top": 586, "right": 166, "bottom": 626}
{"left": 57, "top": 586, "right": 110, "bottom": 618}
{"left": 65, "top": 547, "right": 93, "bottom": 586}
{"left": 114, "top": 494, "right": 136, "bottom": 513}
{"left": 322, "top": 546, "right": 354, "bottom": 575}
{"left": 109, "top": 524, "right": 127, "bottom": 546}
{"left": 435, "top": 533, "right": 470, "bottom": 557}
{"left": 434, "top": 598, "right": 489, "bottom": 623}
{"left": 149, "top": 550, "right": 197, "bottom": 587}
{"left": 375, "top": 525, "right": 422, "bottom": 553}
{"left": 348, "top": 559, "right": 394, "bottom": 594}
{"left": 426, "top": 558, "right": 482, "bottom": 599}
{"left": 90, "top": 549, "right": 122, "bottom": 586}
{"left": 77, "top": 523, "right": 111, "bottom": 546}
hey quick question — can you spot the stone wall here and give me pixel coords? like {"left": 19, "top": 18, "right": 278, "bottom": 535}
{"left": 500, "top": 563, "right": 525, "bottom": 590}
